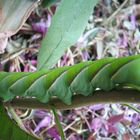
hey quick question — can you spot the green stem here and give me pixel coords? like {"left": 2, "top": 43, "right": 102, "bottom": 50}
{"left": 7, "top": 106, "right": 25, "bottom": 128}
{"left": 51, "top": 105, "right": 65, "bottom": 140}
{"left": 123, "top": 103, "right": 140, "bottom": 114}
{"left": 4, "top": 89, "right": 140, "bottom": 110}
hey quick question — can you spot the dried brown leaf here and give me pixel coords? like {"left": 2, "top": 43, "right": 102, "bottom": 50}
{"left": 0, "top": 0, "right": 38, "bottom": 38}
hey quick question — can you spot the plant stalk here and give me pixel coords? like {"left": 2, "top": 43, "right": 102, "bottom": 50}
{"left": 51, "top": 106, "right": 65, "bottom": 140}
{"left": 123, "top": 103, "right": 140, "bottom": 114}
{"left": 4, "top": 89, "right": 140, "bottom": 110}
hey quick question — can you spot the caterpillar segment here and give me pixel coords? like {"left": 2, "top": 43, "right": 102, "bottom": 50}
{"left": 0, "top": 55, "right": 140, "bottom": 105}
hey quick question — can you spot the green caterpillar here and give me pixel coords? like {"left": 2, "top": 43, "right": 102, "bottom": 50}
{"left": 0, "top": 55, "right": 140, "bottom": 105}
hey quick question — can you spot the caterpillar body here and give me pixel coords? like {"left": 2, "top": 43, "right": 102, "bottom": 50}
{"left": 0, "top": 55, "right": 140, "bottom": 105}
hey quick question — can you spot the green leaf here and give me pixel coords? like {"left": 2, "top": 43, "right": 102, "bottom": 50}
{"left": 42, "top": 0, "right": 57, "bottom": 8}
{"left": 0, "top": 104, "right": 39, "bottom": 140}
{"left": 0, "top": 55, "right": 140, "bottom": 105}
{"left": 37, "top": 0, "right": 99, "bottom": 70}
